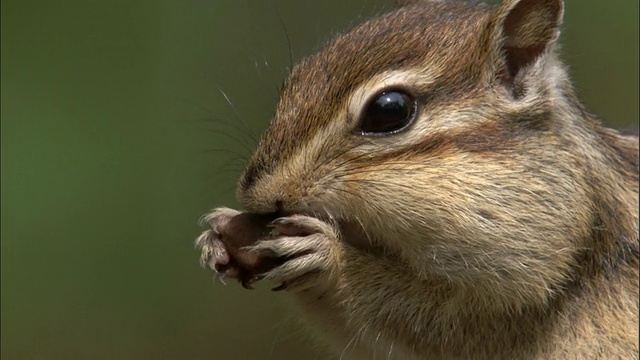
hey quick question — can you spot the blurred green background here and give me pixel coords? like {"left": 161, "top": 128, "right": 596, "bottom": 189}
{"left": 1, "top": 0, "right": 637, "bottom": 359}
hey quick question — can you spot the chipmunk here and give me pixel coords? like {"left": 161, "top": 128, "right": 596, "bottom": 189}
{"left": 196, "top": 0, "right": 639, "bottom": 358}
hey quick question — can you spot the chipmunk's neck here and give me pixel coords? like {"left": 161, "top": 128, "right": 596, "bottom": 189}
{"left": 541, "top": 58, "right": 639, "bottom": 277}
{"left": 538, "top": 105, "right": 637, "bottom": 359}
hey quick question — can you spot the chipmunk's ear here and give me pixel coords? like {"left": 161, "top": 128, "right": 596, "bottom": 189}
{"left": 488, "top": 0, "right": 564, "bottom": 92}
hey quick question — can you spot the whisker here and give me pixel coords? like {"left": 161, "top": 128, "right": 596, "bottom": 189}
{"left": 201, "top": 147, "right": 246, "bottom": 159}
{"left": 331, "top": 166, "right": 427, "bottom": 180}
{"left": 193, "top": 117, "right": 257, "bottom": 145}
{"left": 314, "top": 141, "right": 363, "bottom": 172}
{"left": 339, "top": 178, "right": 422, "bottom": 192}
{"left": 331, "top": 148, "right": 374, "bottom": 169}
{"left": 253, "top": 57, "right": 282, "bottom": 103}
{"left": 171, "top": 96, "right": 258, "bottom": 155}
{"left": 339, "top": 331, "right": 360, "bottom": 360}
{"left": 329, "top": 159, "right": 437, "bottom": 173}
{"left": 355, "top": 214, "right": 374, "bottom": 245}
{"left": 326, "top": 185, "right": 364, "bottom": 201}
{"left": 207, "top": 183, "right": 240, "bottom": 200}
{"left": 218, "top": 157, "right": 246, "bottom": 169}
{"left": 273, "top": 3, "right": 294, "bottom": 72}
{"left": 263, "top": 54, "right": 272, "bottom": 73}
{"left": 217, "top": 87, "right": 259, "bottom": 142}
{"left": 201, "top": 128, "right": 255, "bottom": 158}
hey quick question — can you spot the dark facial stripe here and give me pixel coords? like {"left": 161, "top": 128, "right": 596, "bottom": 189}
{"left": 346, "top": 121, "right": 522, "bottom": 171}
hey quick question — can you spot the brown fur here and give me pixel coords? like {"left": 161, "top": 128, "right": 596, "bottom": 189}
{"left": 224, "top": 0, "right": 638, "bottom": 358}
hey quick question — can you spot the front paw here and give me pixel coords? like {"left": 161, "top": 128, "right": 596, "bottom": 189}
{"left": 244, "top": 215, "right": 343, "bottom": 292}
{"left": 195, "top": 207, "right": 242, "bottom": 281}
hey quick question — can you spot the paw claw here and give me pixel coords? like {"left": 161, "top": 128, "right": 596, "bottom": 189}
{"left": 269, "top": 270, "right": 323, "bottom": 292}
{"left": 270, "top": 217, "right": 290, "bottom": 225}
{"left": 217, "top": 274, "right": 228, "bottom": 285}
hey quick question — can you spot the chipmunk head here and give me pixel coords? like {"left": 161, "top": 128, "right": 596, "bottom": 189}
{"left": 234, "top": 0, "right": 605, "bottom": 309}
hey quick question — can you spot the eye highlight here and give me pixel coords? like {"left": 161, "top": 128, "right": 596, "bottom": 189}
{"left": 355, "top": 89, "right": 417, "bottom": 136}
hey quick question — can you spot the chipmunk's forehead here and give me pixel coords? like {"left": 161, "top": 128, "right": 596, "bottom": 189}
{"left": 253, "top": 1, "right": 492, "bottom": 168}
{"left": 294, "top": 4, "right": 489, "bottom": 90}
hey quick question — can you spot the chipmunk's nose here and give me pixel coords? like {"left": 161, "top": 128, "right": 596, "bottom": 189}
{"left": 236, "top": 177, "right": 300, "bottom": 215}
{"left": 236, "top": 155, "right": 307, "bottom": 215}
{"left": 236, "top": 169, "right": 284, "bottom": 214}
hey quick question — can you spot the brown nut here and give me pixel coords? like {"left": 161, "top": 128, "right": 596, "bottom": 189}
{"left": 217, "top": 213, "right": 284, "bottom": 288}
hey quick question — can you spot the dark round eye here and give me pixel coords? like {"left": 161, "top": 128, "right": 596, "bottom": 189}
{"left": 356, "top": 90, "right": 416, "bottom": 135}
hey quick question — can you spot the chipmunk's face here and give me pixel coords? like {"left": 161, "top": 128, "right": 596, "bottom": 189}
{"left": 236, "top": 0, "right": 585, "bottom": 303}
{"left": 238, "top": 1, "right": 496, "bottom": 215}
